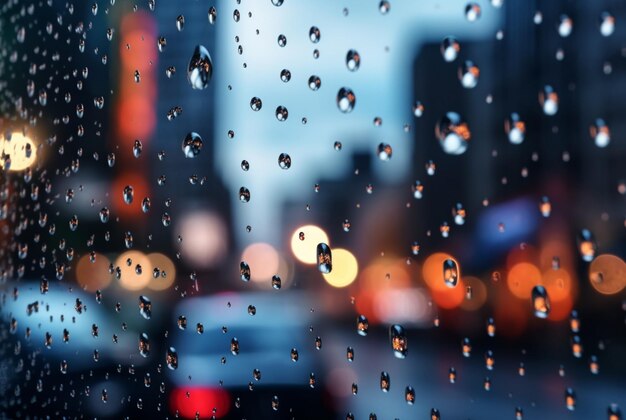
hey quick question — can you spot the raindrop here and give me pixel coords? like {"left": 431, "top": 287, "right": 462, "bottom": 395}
{"left": 309, "top": 26, "right": 321, "bottom": 43}
{"left": 176, "top": 15, "right": 185, "bottom": 31}
{"left": 599, "top": 12, "right": 615, "bottom": 37}
{"left": 240, "top": 261, "right": 251, "bottom": 282}
{"left": 278, "top": 153, "right": 291, "bottom": 169}
{"left": 441, "top": 37, "right": 460, "bottom": 62}
{"left": 558, "top": 15, "right": 573, "bottom": 37}
{"left": 443, "top": 258, "right": 459, "bottom": 287}
{"left": 590, "top": 118, "right": 610, "bottom": 148}
{"left": 250, "top": 97, "right": 263, "bottom": 111}
{"left": 531, "top": 285, "right": 551, "bottom": 318}
{"left": 356, "top": 315, "right": 369, "bottom": 336}
{"left": 316, "top": 243, "right": 332, "bottom": 273}
{"left": 389, "top": 324, "right": 408, "bottom": 358}
{"left": 280, "top": 69, "right": 291, "bottom": 82}
{"left": 377, "top": 143, "right": 392, "bottom": 161}
{"left": 539, "top": 85, "right": 559, "bottom": 115}
{"left": 346, "top": 50, "right": 361, "bottom": 71}
{"left": 123, "top": 185, "right": 134, "bottom": 204}
{"left": 275, "top": 106, "right": 289, "bottom": 121}
{"left": 505, "top": 113, "right": 526, "bottom": 144}
{"left": 208, "top": 6, "right": 217, "bottom": 24}
{"left": 277, "top": 34, "right": 287, "bottom": 47}
{"left": 181, "top": 132, "right": 203, "bottom": 158}
{"left": 239, "top": 187, "right": 251, "bottom": 203}
{"left": 380, "top": 371, "right": 390, "bottom": 392}
{"left": 465, "top": 3, "right": 481, "bottom": 22}
{"left": 436, "top": 112, "right": 470, "bottom": 155}
{"left": 308, "top": 75, "right": 322, "bottom": 91}
{"left": 166, "top": 347, "right": 178, "bottom": 370}
{"left": 577, "top": 229, "right": 597, "bottom": 262}
{"left": 458, "top": 60, "right": 479, "bottom": 88}
{"left": 337, "top": 87, "right": 356, "bottom": 113}
{"left": 187, "top": 45, "right": 213, "bottom": 90}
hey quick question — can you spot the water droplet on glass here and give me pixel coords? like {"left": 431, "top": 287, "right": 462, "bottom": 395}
{"left": 505, "top": 113, "right": 526, "bottom": 144}
{"left": 346, "top": 50, "right": 361, "bottom": 71}
{"left": 389, "top": 324, "right": 408, "bottom": 358}
{"left": 379, "top": 1, "right": 391, "bottom": 14}
{"left": 558, "top": 14, "right": 573, "bottom": 37}
{"left": 308, "top": 75, "right": 322, "bottom": 91}
{"left": 539, "top": 85, "right": 559, "bottom": 116}
{"left": 166, "top": 347, "right": 178, "bottom": 370}
{"left": 123, "top": 185, "right": 134, "bottom": 204}
{"left": 465, "top": 3, "right": 481, "bottom": 22}
{"left": 380, "top": 371, "right": 390, "bottom": 392}
{"left": 182, "top": 132, "right": 203, "bottom": 158}
{"left": 208, "top": 6, "right": 217, "bottom": 24}
{"left": 376, "top": 143, "right": 393, "bottom": 161}
{"left": 139, "top": 295, "right": 152, "bottom": 319}
{"left": 240, "top": 261, "right": 251, "bottom": 282}
{"left": 458, "top": 60, "right": 479, "bottom": 88}
{"left": 337, "top": 87, "right": 356, "bottom": 113}
{"left": 139, "top": 333, "right": 150, "bottom": 357}
{"left": 436, "top": 112, "right": 470, "bottom": 155}
{"left": 316, "top": 243, "right": 332, "bottom": 273}
{"left": 278, "top": 153, "right": 292, "bottom": 169}
{"left": 187, "top": 45, "right": 213, "bottom": 90}
{"left": 280, "top": 69, "right": 291, "bottom": 82}
{"left": 309, "top": 26, "right": 321, "bottom": 43}
{"left": 443, "top": 258, "right": 459, "bottom": 287}
{"left": 239, "top": 187, "right": 251, "bottom": 203}
{"left": 531, "top": 285, "right": 550, "bottom": 318}
{"left": 275, "top": 106, "right": 289, "bottom": 121}
{"left": 356, "top": 315, "right": 369, "bottom": 336}
{"left": 250, "top": 97, "right": 263, "bottom": 111}
{"left": 590, "top": 118, "right": 610, "bottom": 148}
{"left": 441, "top": 36, "right": 460, "bottom": 62}
{"left": 577, "top": 229, "right": 597, "bottom": 262}
{"left": 277, "top": 34, "right": 287, "bottom": 47}
{"left": 599, "top": 12, "right": 615, "bottom": 37}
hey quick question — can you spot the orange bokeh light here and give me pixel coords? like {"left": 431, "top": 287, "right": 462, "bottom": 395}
{"left": 507, "top": 262, "right": 541, "bottom": 299}
{"left": 589, "top": 254, "right": 626, "bottom": 295}
{"left": 460, "top": 276, "right": 488, "bottom": 311}
{"left": 76, "top": 253, "right": 112, "bottom": 292}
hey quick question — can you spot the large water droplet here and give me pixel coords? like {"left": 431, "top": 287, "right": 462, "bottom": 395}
{"left": 181, "top": 132, "right": 203, "bottom": 158}
{"left": 316, "top": 243, "right": 332, "bottom": 273}
{"left": 346, "top": 50, "right": 361, "bottom": 71}
{"left": 531, "top": 285, "right": 550, "bottom": 318}
{"left": 436, "top": 112, "right": 470, "bottom": 155}
{"left": 389, "top": 324, "right": 408, "bottom": 358}
{"left": 337, "top": 87, "right": 356, "bottom": 113}
{"left": 187, "top": 45, "right": 213, "bottom": 90}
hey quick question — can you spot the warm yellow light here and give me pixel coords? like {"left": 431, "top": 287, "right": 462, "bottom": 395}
{"left": 241, "top": 242, "right": 280, "bottom": 282}
{"left": 290, "top": 225, "right": 329, "bottom": 264}
{"left": 322, "top": 248, "right": 358, "bottom": 288}
{"left": 147, "top": 253, "right": 176, "bottom": 291}
{"left": 115, "top": 251, "right": 152, "bottom": 291}
{"left": 76, "top": 253, "right": 112, "bottom": 292}
{"left": 0, "top": 132, "right": 37, "bottom": 171}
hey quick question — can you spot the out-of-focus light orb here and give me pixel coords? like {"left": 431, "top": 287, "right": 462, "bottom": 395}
{"left": 178, "top": 211, "right": 227, "bottom": 269}
{"left": 76, "top": 253, "right": 111, "bottom": 292}
{"left": 322, "top": 248, "right": 358, "bottom": 288}
{"left": 0, "top": 133, "right": 37, "bottom": 171}
{"left": 116, "top": 251, "right": 152, "bottom": 291}
{"left": 290, "top": 225, "right": 329, "bottom": 264}
{"left": 507, "top": 262, "right": 541, "bottom": 299}
{"left": 460, "top": 276, "right": 487, "bottom": 311}
{"left": 589, "top": 254, "right": 626, "bottom": 295}
{"left": 241, "top": 243, "right": 279, "bottom": 282}
{"left": 373, "top": 288, "right": 429, "bottom": 324}
{"left": 423, "top": 252, "right": 458, "bottom": 291}
{"left": 147, "top": 253, "right": 176, "bottom": 291}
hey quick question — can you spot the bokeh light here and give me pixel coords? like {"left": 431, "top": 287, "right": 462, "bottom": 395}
{"left": 589, "top": 254, "right": 626, "bottom": 295}
{"left": 178, "top": 211, "right": 228, "bottom": 269}
{"left": 76, "top": 253, "right": 112, "bottom": 292}
{"left": 0, "top": 133, "right": 37, "bottom": 171}
{"left": 507, "top": 262, "right": 541, "bottom": 299}
{"left": 290, "top": 225, "right": 329, "bottom": 264}
{"left": 241, "top": 242, "right": 280, "bottom": 283}
{"left": 115, "top": 251, "right": 153, "bottom": 291}
{"left": 322, "top": 248, "right": 358, "bottom": 288}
